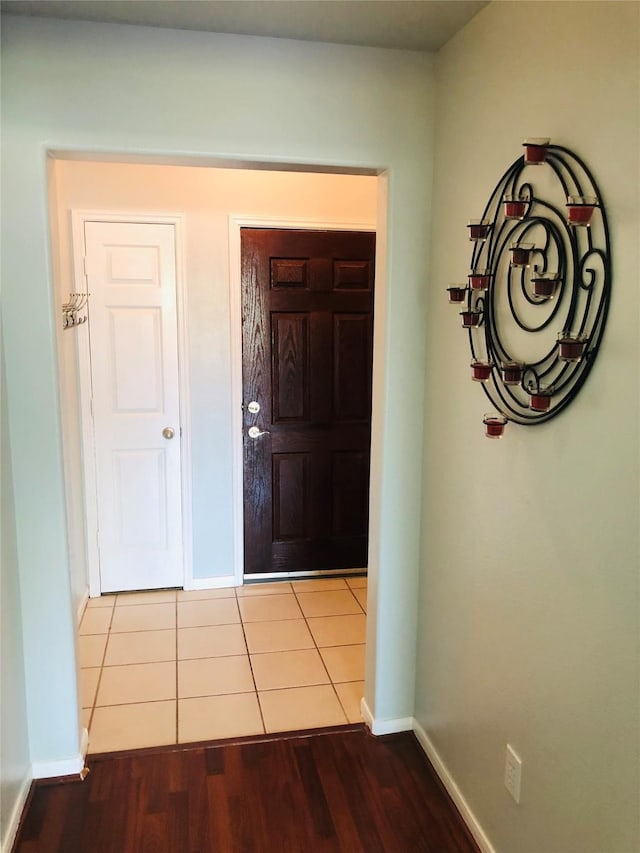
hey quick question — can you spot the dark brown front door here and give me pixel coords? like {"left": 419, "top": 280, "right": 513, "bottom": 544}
{"left": 241, "top": 228, "right": 375, "bottom": 576}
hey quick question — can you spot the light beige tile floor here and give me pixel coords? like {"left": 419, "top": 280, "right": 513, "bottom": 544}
{"left": 79, "top": 576, "right": 367, "bottom": 753}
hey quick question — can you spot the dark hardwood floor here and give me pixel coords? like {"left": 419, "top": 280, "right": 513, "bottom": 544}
{"left": 14, "top": 726, "right": 479, "bottom": 852}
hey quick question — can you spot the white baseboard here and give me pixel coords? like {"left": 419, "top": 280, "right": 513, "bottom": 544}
{"left": 361, "top": 697, "right": 374, "bottom": 728}
{"left": 31, "top": 752, "right": 86, "bottom": 780}
{"left": 412, "top": 719, "right": 496, "bottom": 853}
{"left": 186, "top": 574, "right": 238, "bottom": 590}
{"left": 1, "top": 768, "right": 32, "bottom": 853}
{"left": 76, "top": 587, "right": 89, "bottom": 627}
{"left": 32, "top": 723, "right": 89, "bottom": 781}
{"left": 80, "top": 726, "right": 89, "bottom": 761}
{"left": 360, "top": 698, "right": 413, "bottom": 735}
{"left": 1, "top": 729, "right": 90, "bottom": 849}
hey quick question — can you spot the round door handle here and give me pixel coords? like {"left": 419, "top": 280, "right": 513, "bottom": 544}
{"left": 162, "top": 427, "right": 175, "bottom": 440}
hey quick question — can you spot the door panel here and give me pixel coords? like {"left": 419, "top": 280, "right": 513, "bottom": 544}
{"left": 114, "top": 449, "right": 167, "bottom": 546}
{"left": 241, "top": 228, "right": 375, "bottom": 575}
{"left": 108, "top": 307, "right": 164, "bottom": 412}
{"left": 271, "top": 313, "right": 310, "bottom": 422}
{"left": 333, "top": 313, "right": 372, "bottom": 421}
{"left": 272, "top": 453, "right": 310, "bottom": 541}
{"left": 84, "top": 221, "right": 182, "bottom": 592}
{"left": 331, "top": 451, "right": 369, "bottom": 537}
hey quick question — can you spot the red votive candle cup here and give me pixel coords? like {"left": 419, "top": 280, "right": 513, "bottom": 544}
{"left": 471, "top": 360, "right": 493, "bottom": 382}
{"left": 469, "top": 271, "right": 491, "bottom": 290}
{"left": 523, "top": 137, "right": 550, "bottom": 165}
{"left": 467, "top": 220, "right": 492, "bottom": 241}
{"left": 557, "top": 334, "right": 586, "bottom": 362}
{"left": 461, "top": 310, "right": 482, "bottom": 328}
{"left": 503, "top": 194, "right": 527, "bottom": 219}
{"left": 566, "top": 196, "right": 597, "bottom": 227}
{"left": 510, "top": 243, "right": 534, "bottom": 267}
{"left": 531, "top": 275, "right": 559, "bottom": 298}
{"left": 501, "top": 361, "right": 524, "bottom": 385}
{"left": 483, "top": 413, "right": 507, "bottom": 439}
{"left": 447, "top": 285, "right": 467, "bottom": 303}
{"left": 529, "top": 392, "right": 552, "bottom": 412}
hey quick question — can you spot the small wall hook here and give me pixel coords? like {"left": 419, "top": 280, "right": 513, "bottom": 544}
{"left": 62, "top": 291, "right": 89, "bottom": 330}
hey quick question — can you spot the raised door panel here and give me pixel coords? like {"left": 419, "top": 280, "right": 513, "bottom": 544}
{"left": 108, "top": 307, "right": 164, "bottom": 414}
{"left": 333, "top": 313, "right": 372, "bottom": 423}
{"left": 272, "top": 453, "right": 310, "bottom": 542}
{"left": 270, "top": 258, "right": 309, "bottom": 290}
{"left": 113, "top": 450, "right": 168, "bottom": 547}
{"left": 331, "top": 451, "right": 369, "bottom": 538}
{"left": 271, "top": 313, "right": 310, "bottom": 423}
{"left": 106, "top": 244, "right": 161, "bottom": 286}
{"left": 333, "top": 259, "right": 374, "bottom": 291}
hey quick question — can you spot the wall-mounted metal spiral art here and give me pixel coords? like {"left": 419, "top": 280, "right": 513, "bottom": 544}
{"left": 448, "top": 139, "right": 611, "bottom": 438}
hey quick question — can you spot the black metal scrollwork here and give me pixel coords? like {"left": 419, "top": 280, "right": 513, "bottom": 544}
{"left": 457, "top": 141, "right": 611, "bottom": 430}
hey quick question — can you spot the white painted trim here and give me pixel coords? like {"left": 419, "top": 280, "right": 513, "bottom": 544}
{"left": 188, "top": 574, "right": 237, "bottom": 590}
{"left": 71, "top": 211, "right": 100, "bottom": 598}
{"left": 412, "top": 719, "right": 496, "bottom": 853}
{"left": 173, "top": 217, "right": 194, "bottom": 591}
{"left": 76, "top": 587, "right": 89, "bottom": 627}
{"left": 361, "top": 696, "right": 374, "bottom": 729}
{"left": 1, "top": 768, "right": 32, "bottom": 853}
{"left": 226, "top": 219, "right": 245, "bottom": 589}
{"left": 371, "top": 717, "right": 414, "bottom": 735}
{"left": 227, "top": 216, "right": 376, "bottom": 587}
{"left": 80, "top": 726, "right": 90, "bottom": 761}
{"left": 71, "top": 210, "right": 193, "bottom": 594}
{"left": 360, "top": 697, "right": 413, "bottom": 735}
{"left": 31, "top": 753, "right": 86, "bottom": 780}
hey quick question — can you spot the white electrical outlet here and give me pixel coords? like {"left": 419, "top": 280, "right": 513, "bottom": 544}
{"left": 504, "top": 744, "right": 522, "bottom": 803}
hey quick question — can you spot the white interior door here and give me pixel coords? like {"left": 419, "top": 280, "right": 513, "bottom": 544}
{"left": 84, "top": 220, "right": 183, "bottom": 592}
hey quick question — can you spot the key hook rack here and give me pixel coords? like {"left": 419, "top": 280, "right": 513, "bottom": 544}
{"left": 447, "top": 139, "right": 611, "bottom": 438}
{"left": 62, "top": 291, "right": 89, "bottom": 329}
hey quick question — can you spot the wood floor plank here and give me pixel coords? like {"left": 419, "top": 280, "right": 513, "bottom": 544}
{"left": 13, "top": 728, "right": 479, "bottom": 853}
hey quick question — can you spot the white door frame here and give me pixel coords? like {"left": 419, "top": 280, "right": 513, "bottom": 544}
{"left": 228, "top": 215, "right": 377, "bottom": 585}
{"left": 72, "top": 210, "right": 193, "bottom": 596}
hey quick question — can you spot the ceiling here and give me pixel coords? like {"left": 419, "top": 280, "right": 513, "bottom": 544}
{"left": 0, "top": 0, "right": 489, "bottom": 52}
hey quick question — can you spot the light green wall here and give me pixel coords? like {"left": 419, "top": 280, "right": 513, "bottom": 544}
{"left": 0, "top": 329, "right": 31, "bottom": 849}
{"left": 1, "top": 15, "right": 434, "bottom": 768}
{"left": 418, "top": 2, "right": 640, "bottom": 851}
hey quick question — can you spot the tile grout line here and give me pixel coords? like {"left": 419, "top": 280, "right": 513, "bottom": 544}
{"left": 85, "top": 600, "right": 117, "bottom": 734}
{"left": 88, "top": 697, "right": 184, "bottom": 709}
{"left": 235, "top": 588, "right": 267, "bottom": 735}
{"left": 244, "top": 582, "right": 348, "bottom": 730}
{"left": 293, "top": 585, "right": 350, "bottom": 725}
{"left": 90, "top": 594, "right": 179, "bottom": 750}
{"left": 175, "top": 594, "right": 179, "bottom": 745}
{"left": 339, "top": 582, "right": 367, "bottom": 722}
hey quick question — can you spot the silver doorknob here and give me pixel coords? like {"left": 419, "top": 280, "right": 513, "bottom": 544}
{"left": 162, "top": 427, "right": 175, "bottom": 440}
{"left": 248, "top": 426, "right": 269, "bottom": 439}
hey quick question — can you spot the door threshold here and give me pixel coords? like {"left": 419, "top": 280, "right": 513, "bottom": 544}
{"left": 243, "top": 568, "right": 367, "bottom": 582}
{"left": 87, "top": 723, "right": 367, "bottom": 761}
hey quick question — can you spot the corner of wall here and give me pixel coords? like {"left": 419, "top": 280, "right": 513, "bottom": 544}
{"left": 0, "top": 770, "right": 32, "bottom": 853}
{"left": 412, "top": 719, "right": 496, "bottom": 853}
{"left": 0, "top": 330, "right": 33, "bottom": 853}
